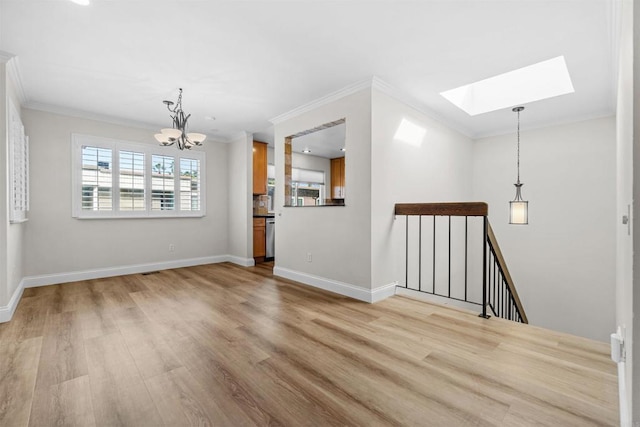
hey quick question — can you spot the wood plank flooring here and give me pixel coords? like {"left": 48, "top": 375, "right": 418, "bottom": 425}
{"left": 0, "top": 262, "right": 618, "bottom": 426}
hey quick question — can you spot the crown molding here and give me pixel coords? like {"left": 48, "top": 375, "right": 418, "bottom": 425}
{"left": 269, "top": 77, "right": 373, "bottom": 125}
{"left": 228, "top": 130, "right": 252, "bottom": 143}
{"left": 370, "top": 76, "right": 473, "bottom": 138}
{"left": 607, "top": 0, "right": 622, "bottom": 110}
{"left": 24, "top": 101, "right": 162, "bottom": 131}
{"left": 472, "top": 110, "right": 615, "bottom": 141}
{"left": 6, "top": 56, "right": 28, "bottom": 105}
{"left": 268, "top": 75, "right": 473, "bottom": 139}
{"left": 0, "top": 50, "right": 15, "bottom": 63}
{"left": 24, "top": 101, "right": 230, "bottom": 144}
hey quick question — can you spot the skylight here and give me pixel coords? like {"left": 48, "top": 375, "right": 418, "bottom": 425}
{"left": 440, "top": 56, "right": 575, "bottom": 116}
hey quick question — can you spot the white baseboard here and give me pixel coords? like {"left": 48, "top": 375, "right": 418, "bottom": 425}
{"left": 0, "top": 279, "right": 26, "bottom": 323}
{"left": 273, "top": 266, "right": 396, "bottom": 303}
{"left": 371, "top": 282, "right": 398, "bottom": 302}
{"left": 0, "top": 254, "right": 251, "bottom": 323}
{"left": 226, "top": 255, "right": 255, "bottom": 267}
{"left": 22, "top": 255, "right": 229, "bottom": 288}
{"left": 395, "top": 287, "right": 481, "bottom": 313}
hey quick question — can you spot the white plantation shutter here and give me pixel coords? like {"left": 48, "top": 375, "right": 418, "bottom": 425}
{"left": 179, "top": 158, "right": 201, "bottom": 211}
{"left": 72, "top": 134, "right": 205, "bottom": 218}
{"left": 81, "top": 146, "right": 113, "bottom": 211}
{"left": 151, "top": 154, "right": 176, "bottom": 211}
{"left": 119, "top": 150, "right": 145, "bottom": 211}
{"left": 9, "top": 100, "right": 29, "bottom": 223}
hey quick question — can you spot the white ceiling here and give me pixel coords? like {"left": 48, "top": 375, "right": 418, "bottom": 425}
{"left": 0, "top": 0, "right": 618, "bottom": 142}
{"left": 292, "top": 122, "right": 345, "bottom": 159}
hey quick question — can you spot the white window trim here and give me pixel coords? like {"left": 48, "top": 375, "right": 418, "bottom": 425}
{"left": 71, "top": 134, "right": 206, "bottom": 219}
{"left": 9, "top": 100, "right": 29, "bottom": 223}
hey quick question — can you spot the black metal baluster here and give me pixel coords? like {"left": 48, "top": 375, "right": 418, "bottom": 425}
{"left": 418, "top": 215, "right": 422, "bottom": 292}
{"left": 433, "top": 215, "right": 436, "bottom": 295}
{"left": 464, "top": 216, "right": 468, "bottom": 302}
{"left": 448, "top": 215, "right": 451, "bottom": 298}
{"left": 493, "top": 254, "right": 496, "bottom": 315}
{"left": 480, "top": 216, "right": 489, "bottom": 318}
{"left": 405, "top": 215, "right": 408, "bottom": 289}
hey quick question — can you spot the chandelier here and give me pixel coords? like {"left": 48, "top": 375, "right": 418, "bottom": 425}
{"left": 154, "top": 88, "right": 206, "bottom": 150}
{"left": 509, "top": 106, "right": 528, "bottom": 225}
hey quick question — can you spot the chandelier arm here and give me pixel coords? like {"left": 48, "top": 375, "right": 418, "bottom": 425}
{"left": 158, "top": 89, "right": 201, "bottom": 151}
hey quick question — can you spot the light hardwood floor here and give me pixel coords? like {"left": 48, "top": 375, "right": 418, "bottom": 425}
{"left": 0, "top": 262, "right": 618, "bottom": 426}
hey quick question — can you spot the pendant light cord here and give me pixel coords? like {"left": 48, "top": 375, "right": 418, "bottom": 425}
{"left": 513, "top": 106, "right": 524, "bottom": 185}
{"left": 517, "top": 108, "right": 520, "bottom": 184}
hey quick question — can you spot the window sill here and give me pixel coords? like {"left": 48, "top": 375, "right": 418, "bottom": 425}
{"left": 73, "top": 213, "right": 205, "bottom": 220}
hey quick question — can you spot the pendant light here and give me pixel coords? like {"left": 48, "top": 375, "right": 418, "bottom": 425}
{"left": 509, "top": 106, "right": 528, "bottom": 225}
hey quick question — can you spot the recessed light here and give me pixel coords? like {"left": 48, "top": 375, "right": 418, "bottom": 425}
{"left": 69, "top": 0, "right": 90, "bottom": 5}
{"left": 205, "top": 116, "right": 216, "bottom": 121}
{"left": 302, "top": 149, "right": 311, "bottom": 153}
{"left": 440, "top": 56, "right": 574, "bottom": 116}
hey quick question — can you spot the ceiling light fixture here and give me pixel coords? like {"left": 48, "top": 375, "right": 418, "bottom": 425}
{"left": 340, "top": 147, "right": 346, "bottom": 152}
{"left": 154, "top": 88, "right": 206, "bottom": 150}
{"left": 302, "top": 148, "right": 311, "bottom": 153}
{"left": 69, "top": 0, "right": 90, "bottom": 5}
{"left": 509, "top": 106, "right": 528, "bottom": 225}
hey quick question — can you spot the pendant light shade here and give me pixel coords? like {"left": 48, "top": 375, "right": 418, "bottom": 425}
{"left": 509, "top": 184, "right": 528, "bottom": 225}
{"left": 509, "top": 107, "right": 528, "bottom": 225}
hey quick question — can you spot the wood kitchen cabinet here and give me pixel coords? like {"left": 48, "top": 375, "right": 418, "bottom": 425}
{"left": 330, "top": 157, "right": 345, "bottom": 199}
{"left": 253, "top": 141, "right": 268, "bottom": 195}
{"left": 253, "top": 217, "right": 266, "bottom": 259}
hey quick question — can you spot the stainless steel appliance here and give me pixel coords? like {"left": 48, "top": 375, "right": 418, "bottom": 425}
{"left": 266, "top": 217, "right": 275, "bottom": 259}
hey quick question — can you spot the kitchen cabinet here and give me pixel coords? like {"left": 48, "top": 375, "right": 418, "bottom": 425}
{"left": 330, "top": 157, "right": 345, "bottom": 199}
{"left": 253, "top": 217, "right": 266, "bottom": 259}
{"left": 253, "top": 141, "right": 268, "bottom": 195}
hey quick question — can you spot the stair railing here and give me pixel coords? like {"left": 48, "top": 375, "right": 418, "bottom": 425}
{"left": 394, "top": 202, "right": 527, "bottom": 323}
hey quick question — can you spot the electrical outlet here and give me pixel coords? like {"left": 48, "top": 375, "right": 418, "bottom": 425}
{"left": 169, "top": 244, "right": 175, "bottom": 252}
{"left": 307, "top": 252, "right": 312, "bottom": 262}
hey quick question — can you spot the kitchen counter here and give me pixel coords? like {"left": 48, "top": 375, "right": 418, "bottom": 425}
{"left": 253, "top": 213, "right": 275, "bottom": 218}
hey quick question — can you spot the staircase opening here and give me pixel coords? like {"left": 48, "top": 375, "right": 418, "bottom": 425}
{"left": 395, "top": 202, "right": 527, "bottom": 323}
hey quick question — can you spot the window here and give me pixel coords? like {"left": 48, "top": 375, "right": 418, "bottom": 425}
{"left": 9, "top": 100, "right": 29, "bottom": 223}
{"left": 289, "top": 168, "right": 325, "bottom": 207}
{"left": 72, "top": 134, "right": 206, "bottom": 218}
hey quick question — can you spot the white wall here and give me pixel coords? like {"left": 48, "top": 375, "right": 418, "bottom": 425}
{"left": 0, "top": 57, "right": 27, "bottom": 312}
{"left": 6, "top": 65, "right": 25, "bottom": 305}
{"left": 371, "top": 89, "right": 475, "bottom": 292}
{"left": 274, "top": 89, "right": 372, "bottom": 290}
{"left": 21, "top": 108, "right": 230, "bottom": 277}
{"left": 0, "top": 63, "right": 8, "bottom": 308}
{"left": 473, "top": 116, "right": 616, "bottom": 342}
{"left": 616, "top": 0, "right": 634, "bottom": 423}
{"left": 227, "top": 132, "right": 253, "bottom": 264}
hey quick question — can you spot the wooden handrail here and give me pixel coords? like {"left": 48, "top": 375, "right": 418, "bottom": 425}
{"left": 395, "top": 202, "right": 488, "bottom": 217}
{"left": 487, "top": 222, "right": 528, "bottom": 324}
